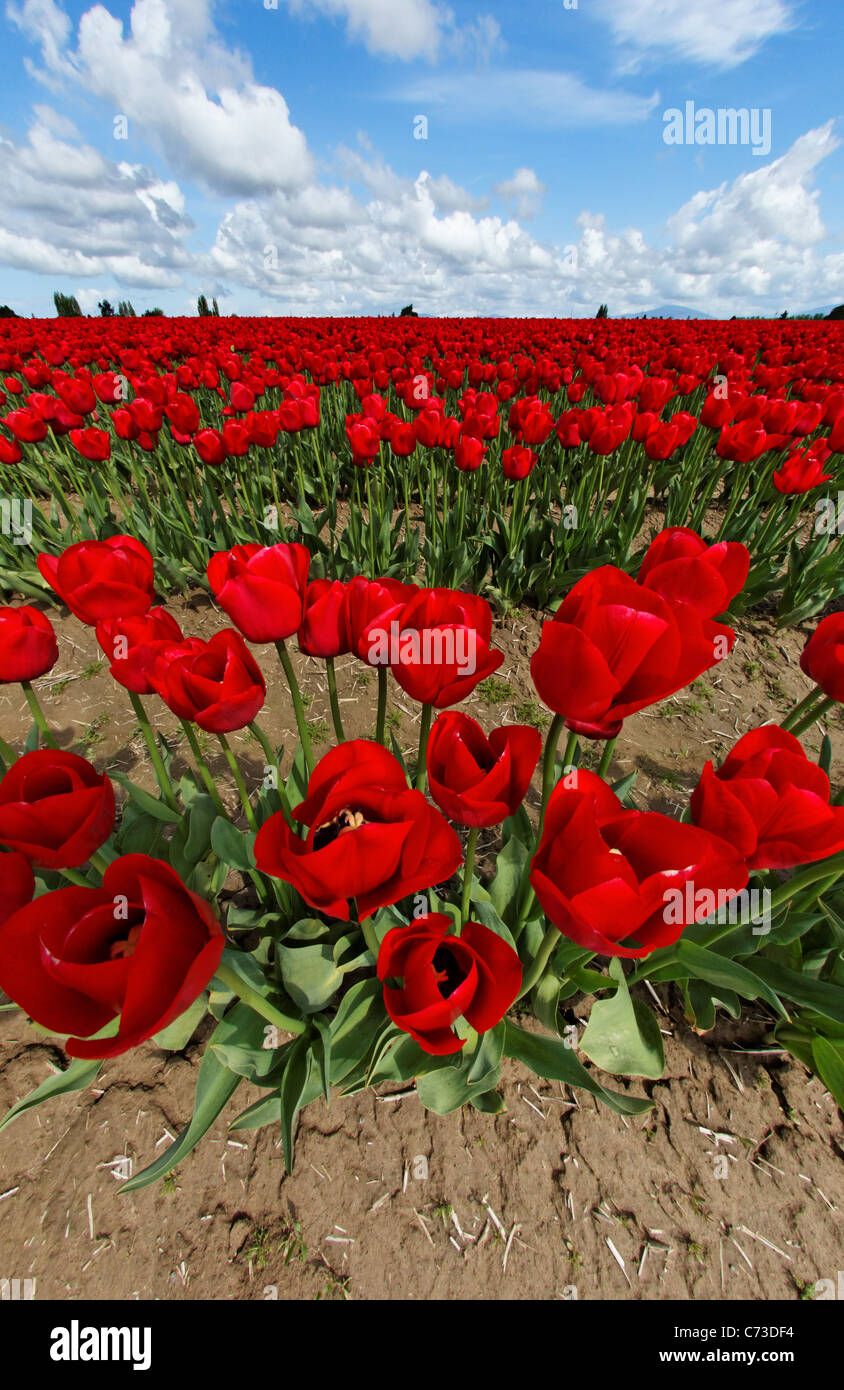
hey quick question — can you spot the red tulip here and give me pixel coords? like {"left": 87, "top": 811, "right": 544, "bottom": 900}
{"left": 427, "top": 712, "right": 540, "bottom": 827}
{"left": 207, "top": 543, "right": 310, "bottom": 644}
{"left": 0, "top": 854, "right": 223, "bottom": 1059}
{"left": 690, "top": 726, "right": 844, "bottom": 870}
{"left": 387, "top": 588, "right": 503, "bottom": 709}
{"left": 800, "top": 613, "right": 844, "bottom": 702}
{"left": 152, "top": 629, "right": 266, "bottom": 732}
{"left": 637, "top": 527, "right": 749, "bottom": 619}
{"left": 37, "top": 535, "right": 154, "bottom": 625}
{"left": 96, "top": 607, "right": 184, "bottom": 695}
{"left": 531, "top": 770, "right": 748, "bottom": 957}
{"left": 378, "top": 913, "right": 522, "bottom": 1055}
{"left": 254, "top": 740, "right": 462, "bottom": 921}
{"left": 0, "top": 606, "right": 59, "bottom": 683}
{"left": 531, "top": 565, "right": 735, "bottom": 738}
{"left": 0, "top": 750, "right": 115, "bottom": 870}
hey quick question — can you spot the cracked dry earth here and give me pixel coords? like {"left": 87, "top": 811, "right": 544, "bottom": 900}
{"left": 0, "top": 581, "right": 843, "bottom": 1301}
{"left": 0, "top": 1011, "right": 841, "bottom": 1301}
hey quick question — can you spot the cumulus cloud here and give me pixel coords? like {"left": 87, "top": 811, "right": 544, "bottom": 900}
{"left": 0, "top": 109, "right": 192, "bottom": 286}
{"left": 493, "top": 168, "right": 545, "bottom": 220}
{"left": 203, "top": 124, "right": 843, "bottom": 318}
{"left": 8, "top": 0, "right": 313, "bottom": 195}
{"left": 592, "top": 0, "right": 794, "bottom": 69}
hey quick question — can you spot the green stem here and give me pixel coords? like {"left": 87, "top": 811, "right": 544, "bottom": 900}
{"left": 180, "top": 721, "right": 226, "bottom": 816}
{"left": 376, "top": 666, "right": 388, "bottom": 745}
{"left": 514, "top": 716, "right": 569, "bottom": 936}
{"left": 218, "top": 734, "right": 258, "bottom": 833}
{"left": 21, "top": 682, "right": 58, "bottom": 749}
{"left": 780, "top": 685, "right": 826, "bottom": 733}
{"left": 275, "top": 640, "right": 314, "bottom": 775}
{"left": 597, "top": 736, "right": 617, "bottom": 782}
{"left": 326, "top": 658, "right": 345, "bottom": 742}
{"left": 248, "top": 721, "right": 296, "bottom": 829}
{"left": 360, "top": 915, "right": 381, "bottom": 961}
{"left": 214, "top": 963, "right": 306, "bottom": 1036}
{"left": 128, "top": 692, "right": 180, "bottom": 812}
{"left": 460, "top": 827, "right": 480, "bottom": 927}
{"left": 518, "top": 924, "right": 560, "bottom": 1000}
{"left": 790, "top": 695, "right": 835, "bottom": 740}
{"left": 415, "top": 704, "right": 434, "bottom": 792}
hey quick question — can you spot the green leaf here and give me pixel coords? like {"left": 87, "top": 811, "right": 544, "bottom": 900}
{"left": 312, "top": 1016, "right": 333, "bottom": 1104}
{"left": 674, "top": 940, "right": 789, "bottom": 1019}
{"left": 470, "top": 900, "right": 518, "bottom": 951}
{"left": 210, "top": 818, "right": 256, "bottom": 872}
{"left": 120, "top": 1018, "right": 247, "bottom": 1192}
{"left": 502, "top": 1019, "right": 653, "bottom": 1115}
{"left": 469, "top": 1089, "right": 506, "bottom": 1114}
{"left": 279, "top": 1035, "right": 312, "bottom": 1172}
{"left": 812, "top": 1036, "right": 844, "bottom": 1110}
{"left": 111, "top": 772, "right": 182, "bottom": 823}
{"left": 580, "top": 960, "right": 665, "bottom": 1079}
{"left": 489, "top": 836, "right": 528, "bottom": 928}
{"left": 0, "top": 1057, "right": 102, "bottom": 1133}
{"left": 276, "top": 942, "right": 344, "bottom": 1014}
{"left": 328, "top": 978, "right": 388, "bottom": 1085}
{"left": 752, "top": 957, "right": 844, "bottom": 1025}
{"left": 152, "top": 995, "right": 208, "bottom": 1051}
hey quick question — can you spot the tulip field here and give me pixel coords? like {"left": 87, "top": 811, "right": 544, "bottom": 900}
{"left": 0, "top": 313, "right": 843, "bottom": 1295}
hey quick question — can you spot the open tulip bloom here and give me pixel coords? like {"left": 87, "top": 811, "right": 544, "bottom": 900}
{"left": 1, "top": 312, "right": 844, "bottom": 1184}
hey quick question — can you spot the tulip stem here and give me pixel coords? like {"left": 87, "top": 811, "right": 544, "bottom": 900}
{"left": 415, "top": 704, "right": 434, "bottom": 792}
{"left": 360, "top": 915, "right": 381, "bottom": 962}
{"left": 597, "top": 737, "right": 617, "bottom": 782}
{"left": 128, "top": 692, "right": 180, "bottom": 813}
{"left": 790, "top": 695, "right": 835, "bottom": 740}
{"left": 326, "top": 658, "right": 345, "bottom": 743}
{"left": 275, "top": 640, "right": 314, "bottom": 775}
{"left": 780, "top": 685, "right": 827, "bottom": 733}
{"left": 514, "top": 716, "right": 568, "bottom": 935}
{"left": 180, "top": 721, "right": 226, "bottom": 816}
{"left": 518, "top": 924, "right": 560, "bottom": 1001}
{"left": 214, "top": 963, "right": 306, "bottom": 1037}
{"left": 248, "top": 721, "right": 296, "bottom": 830}
{"left": 20, "top": 682, "right": 58, "bottom": 749}
{"left": 375, "top": 666, "right": 388, "bottom": 746}
{"left": 460, "top": 827, "right": 480, "bottom": 927}
{"left": 218, "top": 734, "right": 258, "bottom": 833}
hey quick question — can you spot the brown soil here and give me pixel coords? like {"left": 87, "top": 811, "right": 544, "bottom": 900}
{"left": 1, "top": 590, "right": 842, "bottom": 1301}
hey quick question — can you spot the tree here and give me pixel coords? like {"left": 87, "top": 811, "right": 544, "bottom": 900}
{"left": 212, "top": 297, "right": 220, "bottom": 316}
{"left": 117, "top": 300, "right": 136, "bottom": 316}
{"left": 197, "top": 294, "right": 220, "bottom": 316}
{"left": 399, "top": 303, "right": 418, "bottom": 317}
{"left": 54, "top": 291, "right": 82, "bottom": 317}
{"left": 142, "top": 307, "right": 164, "bottom": 316}
{"left": 828, "top": 305, "right": 844, "bottom": 320}
{"left": 98, "top": 299, "right": 115, "bottom": 317}
{"left": 596, "top": 303, "right": 609, "bottom": 319}
{"left": 0, "top": 305, "right": 17, "bottom": 318}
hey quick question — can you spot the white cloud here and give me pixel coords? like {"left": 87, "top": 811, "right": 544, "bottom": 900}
{"left": 282, "top": 0, "right": 503, "bottom": 62}
{"left": 203, "top": 124, "right": 843, "bottom": 318}
{"left": 393, "top": 69, "right": 660, "bottom": 127}
{"left": 592, "top": 0, "right": 794, "bottom": 69}
{"left": 9, "top": 0, "right": 313, "bottom": 195}
{"left": 494, "top": 167, "right": 546, "bottom": 220}
{"left": 0, "top": 110, "right": 192, "bottom": 286}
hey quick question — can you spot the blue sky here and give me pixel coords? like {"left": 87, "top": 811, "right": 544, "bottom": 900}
{"left": 0, "top": 0, "right": 841, "bottom": 317}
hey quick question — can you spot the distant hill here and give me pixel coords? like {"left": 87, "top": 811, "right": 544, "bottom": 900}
{"left": 638, "top": 304, "right": 713, "bottom": 319}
